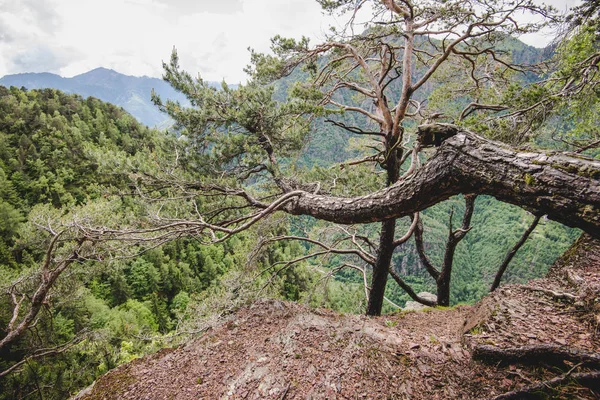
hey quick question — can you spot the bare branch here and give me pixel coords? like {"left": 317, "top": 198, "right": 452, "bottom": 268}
{"left": 393, "top": 213, "right": 419, "bottom": 248}
{"left": 254, "top": 234, "right": 376, "bottom": 265}
{"left": 325, "top": 119, "right": 386, "bottom": 137}
{"left": 0, "top": 333, "right": 85, "bottom": 377}
{"left": 414, "top": 216, "right": 440, "bottom": 280}
{"left": 490, "top": 215, "right": 541, "bottom": 291}
{"left": 389, "top": 267, "right": 437, "bottom": 307}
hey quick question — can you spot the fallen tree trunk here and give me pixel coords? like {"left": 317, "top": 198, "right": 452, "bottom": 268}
{"left": 285, "top": 125, "right": 600, "bottom": 237}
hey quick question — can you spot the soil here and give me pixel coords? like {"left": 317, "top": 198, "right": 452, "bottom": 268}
{"left": 77, "top": 235, "right": 600, "bottom": 399}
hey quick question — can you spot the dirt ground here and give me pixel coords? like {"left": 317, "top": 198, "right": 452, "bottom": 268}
{"left": 77, "top": 235, "right": 600, "bottom": 399}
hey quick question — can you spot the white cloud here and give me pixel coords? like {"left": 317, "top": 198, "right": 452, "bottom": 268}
{"left": 518, "top": 0, "right": 581, "bottom": 47}
{"left": 0, "top": 0, "right": 333, "bottom": 83}
{"left": 0, "top": 0, "right": 582, "bottom": 82}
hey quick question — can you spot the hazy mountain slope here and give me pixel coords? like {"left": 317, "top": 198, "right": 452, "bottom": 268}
{"left": 0, "top": 68, "right": 193, "bottom": 128}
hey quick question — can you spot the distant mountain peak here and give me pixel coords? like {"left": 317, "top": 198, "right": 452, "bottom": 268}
{"left": 76, "top": 67, "right": 123, "bottom": 77}
{"left": 0, "top": 68, "right": 190, "bottom": 128}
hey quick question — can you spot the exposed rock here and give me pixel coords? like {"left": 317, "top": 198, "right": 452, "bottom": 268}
{"left": 404, "top": 292, "right": 438, "bottom": 311}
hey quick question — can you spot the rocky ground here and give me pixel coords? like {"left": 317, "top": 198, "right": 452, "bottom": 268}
{"left": 77, "top": 235, "right": 600, "bottom": 399}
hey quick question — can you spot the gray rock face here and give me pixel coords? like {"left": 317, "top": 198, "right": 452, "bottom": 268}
{"left": 403, "top": 292, "right": 437, "bottom": 311}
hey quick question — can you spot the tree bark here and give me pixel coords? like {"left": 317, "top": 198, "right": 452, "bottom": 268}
{"left": 285, "top": 126, "right": 600, "bottom": 238}
{"left": 366, "top": 138, "right": 401, "bottom": 316}
{"left": 436, "top": 195, "right": 476, "bottom": 306}
{"left": 388, "top": 267, "right": 437, "bottom": 307}
{"left": 366, "top": 219, "right": 396, "bottom": 316}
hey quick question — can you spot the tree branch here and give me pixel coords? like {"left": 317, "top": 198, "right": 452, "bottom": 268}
{"left": 0, "top": 334, "right": 85, "bottom": 377}
{"left": 490, "top": 215, "right": 541, "bottom": 291}
{"left": 414, "top": 217, "right": 440, "bottom": 280}
{"left": 389, "top": 267, "right": 437, "bottom": 307}
{"left": 393, "top": 213, "right": 419, "bottom": 248}
{"left": 283, "top": 126, "right": 600, "bottom": 238}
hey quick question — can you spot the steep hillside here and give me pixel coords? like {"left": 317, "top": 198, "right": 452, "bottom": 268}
{"left": 78, "top": 235, "right": 600, "bottom": 399}
{"left": 0, "top": 86, "right": 312, "bottom": 400}
{"left": 0, "top": 68, "right": 192, "bottom": 127}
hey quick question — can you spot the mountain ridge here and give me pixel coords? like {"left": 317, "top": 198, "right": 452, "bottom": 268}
{"left": 0, "top": 68, "right": 197, "bottom": 128}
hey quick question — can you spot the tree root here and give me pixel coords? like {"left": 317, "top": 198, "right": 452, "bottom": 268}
{"left": 490, "top": 370, "right": 600, "bottom": 399}
{"left": 473, "top": 344, "right": 600, "bottom": 368}
{"left": 565, "top": 268, "right": 585, "bottom": 287}
{"left": 475, "top": 345, "right": 600, "bottom": 399}
{"left": 517, "top": 285, "right": 578, "bottom": 302}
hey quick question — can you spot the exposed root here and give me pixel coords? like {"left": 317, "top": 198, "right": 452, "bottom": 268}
{"left": 473, "top": 344, "right": 600, "bottom": 368}
{"left": 565, "top": 268, "right": 585, "bottom": 287}
{"left": 518, "top": 285, "right": 578, "bottom": 302}
{"left": 490, "top": 370, "right": 600, "bottom": 399}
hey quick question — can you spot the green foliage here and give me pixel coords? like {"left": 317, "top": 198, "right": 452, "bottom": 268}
{"left": 383, "top": 196, "right": 578, "bottom": 308}
{"left": 566, "top": 0, "right": 600, "bottom": 34}
{"left": 0, "top": 87, "right": 259, "bottom": 399}
{"left": 152, "top": 49, "right": 322, "bottom": 186}
{"left": 541, "top": 27, "right": 600, "bottom": 155}
{"left": 0, "top": 86, "right": 160, "bottom": 212}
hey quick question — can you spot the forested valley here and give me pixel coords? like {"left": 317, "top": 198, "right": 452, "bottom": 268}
{"left": 1, "top": 0, "right": 600, "bottom": 398}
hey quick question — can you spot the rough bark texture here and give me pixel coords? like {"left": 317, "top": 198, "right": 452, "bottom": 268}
{"left": 366, "top": 219, "right": 395, "bottom": 315}
{"left": 366, "top": 139, "right": 401, "bottom": 316}
{"left": 285, "top": 127, "right": 600, "bottom": 238}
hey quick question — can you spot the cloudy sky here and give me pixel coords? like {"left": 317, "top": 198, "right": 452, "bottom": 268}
{"left": 0, "top": 0, "right": 579, "bottom": 83}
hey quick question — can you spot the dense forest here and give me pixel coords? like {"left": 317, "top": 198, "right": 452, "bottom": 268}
{"left": 1, "top": 0, "right": 600, "bottom": 398}
{"left": 0, "top": 87, "right": 335, "bottom": 398}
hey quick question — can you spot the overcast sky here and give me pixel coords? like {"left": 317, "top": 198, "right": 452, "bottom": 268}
{"left": 0, "top": 0, "right": 580, "bottom": 83}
